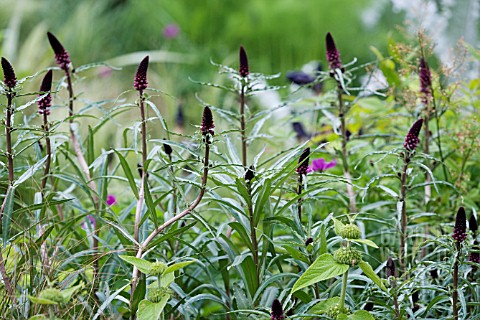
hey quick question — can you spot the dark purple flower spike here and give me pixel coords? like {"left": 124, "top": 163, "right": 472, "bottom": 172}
{"left": 134, "top": 56, "right": 149, "bottom": 92}
{"left": 239, "top": 46, "right": 249, "bottom": 78}
{"left": 419, "top": 58, "right": 432, "bottom": 105}
{"left": 469, "top": 241, "right": 480, "bottom": 264}
{"left": 453, "top": 207, "right": 467, "bottom": 243}
{"left": 325, "top": 32, "right": 344, "bottom": 76}
{"left": 404, "top": 119, "right": 423, "bottom": 151}
{"left": 244, "top": 165, "right": 255, "bottom": 182}
{"left": 38, "top": 70, "right": 53, "bottom": 115}
{"left": 296, "top": 147, "right": 310, "bottom": 175}
{"left": 469, "top": 213, "right": 478, "bottom": 236}
{"left": 271, "top": 299, "right": 285, "bottom": 320}
{"left": 47, "top": 32, "right": 71, "bottom": 71}
{"left": 386, "top": 256, "right": 397, "bottom": 278}
{"left": 1, "top": 57, "right": 17, "bottom": 89}
{"left": 201, "top": 106, "right": 214, "bottom": 136}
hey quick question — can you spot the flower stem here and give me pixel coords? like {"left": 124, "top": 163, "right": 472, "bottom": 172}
{"left": 336, "top": 83, "right": 357, "bottom": 214}
{"left": 240, "top": 82, "right": 247, "bottom": 168}
{"left": 339, "top": 269, "right": 349, "bottom": 311}
{"left": 0, "top": 89, "right": 15, "bottom": 301}
{"left": 399, "top": 152, "right": 409, "bottom": 276}
{"left": 452, "top": 241, "right": 461, "bottom": 320}
{"left": 297, "top": 174, "right": 303, "bottom": 221}
{"left": 247, "top": 180, "right": 259, "bottom": 289}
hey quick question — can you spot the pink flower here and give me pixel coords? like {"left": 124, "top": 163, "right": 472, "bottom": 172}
{"left": 307, "top": 158, "right": 336, "bottom": 173}
{"left": 106, "top": 194, "right": 117, "bottom": 206}
{"left": 163, "top": 24, "right": 180, "bottom": 39}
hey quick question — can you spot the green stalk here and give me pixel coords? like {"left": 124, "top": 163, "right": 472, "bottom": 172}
{"left": 399, "top": 152, "right": 409, "bottom": 276}
{"left": 336, "top": 83, "right": 357, "bottom": 214}
{"left": 247, "top": 180, "right": 259, "bottom": 289}
{"left": 339, "top": 269, "right": 349, "bottom": 311}
{"left": 452, "top": 241, "right": 461, "bottom": 320}
{"left": 240, "top": 81, "right": 247, "bottom": 168}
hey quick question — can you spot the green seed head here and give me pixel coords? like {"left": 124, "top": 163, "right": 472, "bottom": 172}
{"left": 333, "top": 247, "right": 362, "bottom": 266}
{"left": 39, "top": 288, "right": 65, "bottom": 304}
{"left": 340, "top": 224, "right": 361, "bottom": 239}
{"left": 326, "top": 304, "right": 350, "bottom": 318}
{"left": 149, "top": 262, "right": 167, "bottom": 276}
{"left": 147, "top": 287, "right": 170, "bottom": 303}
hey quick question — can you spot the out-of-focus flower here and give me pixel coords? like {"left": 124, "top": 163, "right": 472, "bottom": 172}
{"left": 38, "top": 70, "right": 53, "bottom": 115}
{"left": 325, "top": 32, "right": 344, "bottom": 76}
{"left": 419, "top": 58, "right": 432, "bottom": 105}
{"left": 307, "top": 158, "right": 336, "bottom": 173}
{"left": 47, "top": 32, "right": 71, "bottom": 71}
{"left": 163, "top": 24, "right": 180, "bottom": 39}
{"left": 1, "top": 57, "right": 16, "bottom": 89}
{"left": 134, "top": 56, "right": 149, "bottom": 92}
{"left": 403, "top": 119, "right": 423, "bottom": 151}
{"left": 106, "top": 194, "right": 117, "bottom": 206}
{"left": 271, "top": 299, "right": 285, "bottom": 320}
{"left": 201, "top": 106, "right": 214, "bottom": 136}
{"left": 469, "top": 213, "right": 478, "bottom": 235}
{"left": 453, "top": 206, "right": 467, "bottom": 243}
{"left": 296, "top": 147, "right": 310, "bottom": 175}
{"left": 292, "top": 122, "right": 311, "bottom": 141}
{"left": 239, "top": 46, "right": 249, "bottom": 78}
{"left": 286, "top": 71, "right": 315, "bottom": 85}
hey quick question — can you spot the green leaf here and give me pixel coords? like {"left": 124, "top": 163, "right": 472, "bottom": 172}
{"left": 358, "top": 260, "right": 387, "bottom": 292}
{"left": 143, "top": 163, "right": 158, "bottom": 228}
{"left": 159, "top": 272, "right": 175, "bottom": 288}
{"left": 291, "top": 254, "right": 349, "bottom": 293}
{"left": 332, "top": 217, "right": 345, "bottom": 236}
{"left": 27, "top": 295, "right": 58, "bottom": 305}
{"left": 350, "top": 238, "right": 379, "bottom": 248}
{"left": 163, "top": 260, "right": 195, "bottom": 274}
{"left": 114, "top": 150, "right": 139, "bottom": 199}
{"left": 28, "top": 315, "right": 47, "bottom": 320}
{"left": 60, "top": 284, "right": 83, "bottom": 302}
{"left": 348, "top": 310, "right": 375, "bottom": 320}
{"left": 132, "top": 275, "right": 146, "bottom": 316}
{"left": 137, "top": 296, "right": 170, "bottom": 320}
{"left": 119, "top": 256, "right": 152, "bottom": 274}
{"left": 308, "top": 297, "right": 341, "bottom": 314}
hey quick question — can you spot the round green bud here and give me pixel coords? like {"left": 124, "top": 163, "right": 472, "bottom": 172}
{"left": 326, "top": 304, "right": 350, "bottom": 319}
{"left": 333, "top": 247, "right": 362, "bottom": 266}
{"left": 340, "top": 224, "right": 361, "bottom": 239}
{"left": 149, "top": 262, "right": 167, "bottom": 276}
{"left": 39, "top": 288, "right": 65, "bottom": 304}
{"left": 147, "top": 287, "right": 168, "bottom": 303}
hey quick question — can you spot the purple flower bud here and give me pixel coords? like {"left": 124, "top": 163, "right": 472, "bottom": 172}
{"left": 419, "top": 58, "right": 432, "bottom": 105}
{"left": 271, "top": 299, "right": 285, "bottom": 320}
{"left": 296, "top": 147, "right": 310, "bottom": 175}
{"left": 469, "top": 213, "right": 478, "bottom": 235}
{"left": 239, "top": 46, "right": 249, "bottom": 78}
{"left": 163, "top": 142, "right": 173, "bottom": 155}
{"left": 163, "top": 24, "right": 180, "bottom": 39}
{"left": 1, "top": 57, "right": 16, "bottom": 89}
{"left": 469, "top": 241, "right": 480, "bottom": 264}
{"left": 176, "top": 104, "right": 185, "bottom": 128}
{"left": 403, "top": 119, "right": 423, "bottom": 151}
{"left": 47, "top": 32, "right": 71, "bottom": 71}
{"left": 305, "top": 237, "right": 314, "bottom": 246}
{"left": 201, "top": 106, "right": 214, "bottom": 136}
{"left": 453, "top": 206, "right": 467, "bottom": 243}
{"left": 38, "top": 70, "right": 53, "bottom": 115}
{"left": 244, "top": 165, "right": 255, "bottom": 182}
{"left": 386, "top": 256, "right": 397, "bottom": 278}
{"left": 325, "top": 32, "right": 343, "bottom": 75}
{"left": 134, "top": 56, "right": 149, "bottom": 92}
{"left": 106, "top": 194, "right": 117, "bottom": 206}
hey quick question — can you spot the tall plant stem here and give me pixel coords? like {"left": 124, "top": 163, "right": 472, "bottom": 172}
{"left": 247, "top": 181, "right": 259, "bottom": 287}
{"left": 336, "top": 84, "right": 357, "bottom": 213}
{"left": 130, "top": 143, "right": 210, "bottom": 316}
{"left": 339, "top": 269, "right": 349, "bottom": 311}
{"left": 240, "top": 82, "right": 247, "bottom": 168}
{"left": 65, "top": 70, "right": 100, "bottom": 302}
{"left": 399, "top": 153, "right": 409, "bottom": 275}
{"left": 134, "top": 93, "right": 148, "bottom": 243}
{"left": 40, "top": 113, "right": 52, "bottom": 193}
{"left": 0, "top": 89, "right": 15, "bottom": 300}
{"left": 452, "top": 241, "right": 461, "bottom": 320}
{"left": 297, "top": 175, "right": 303, "bottom": 221}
